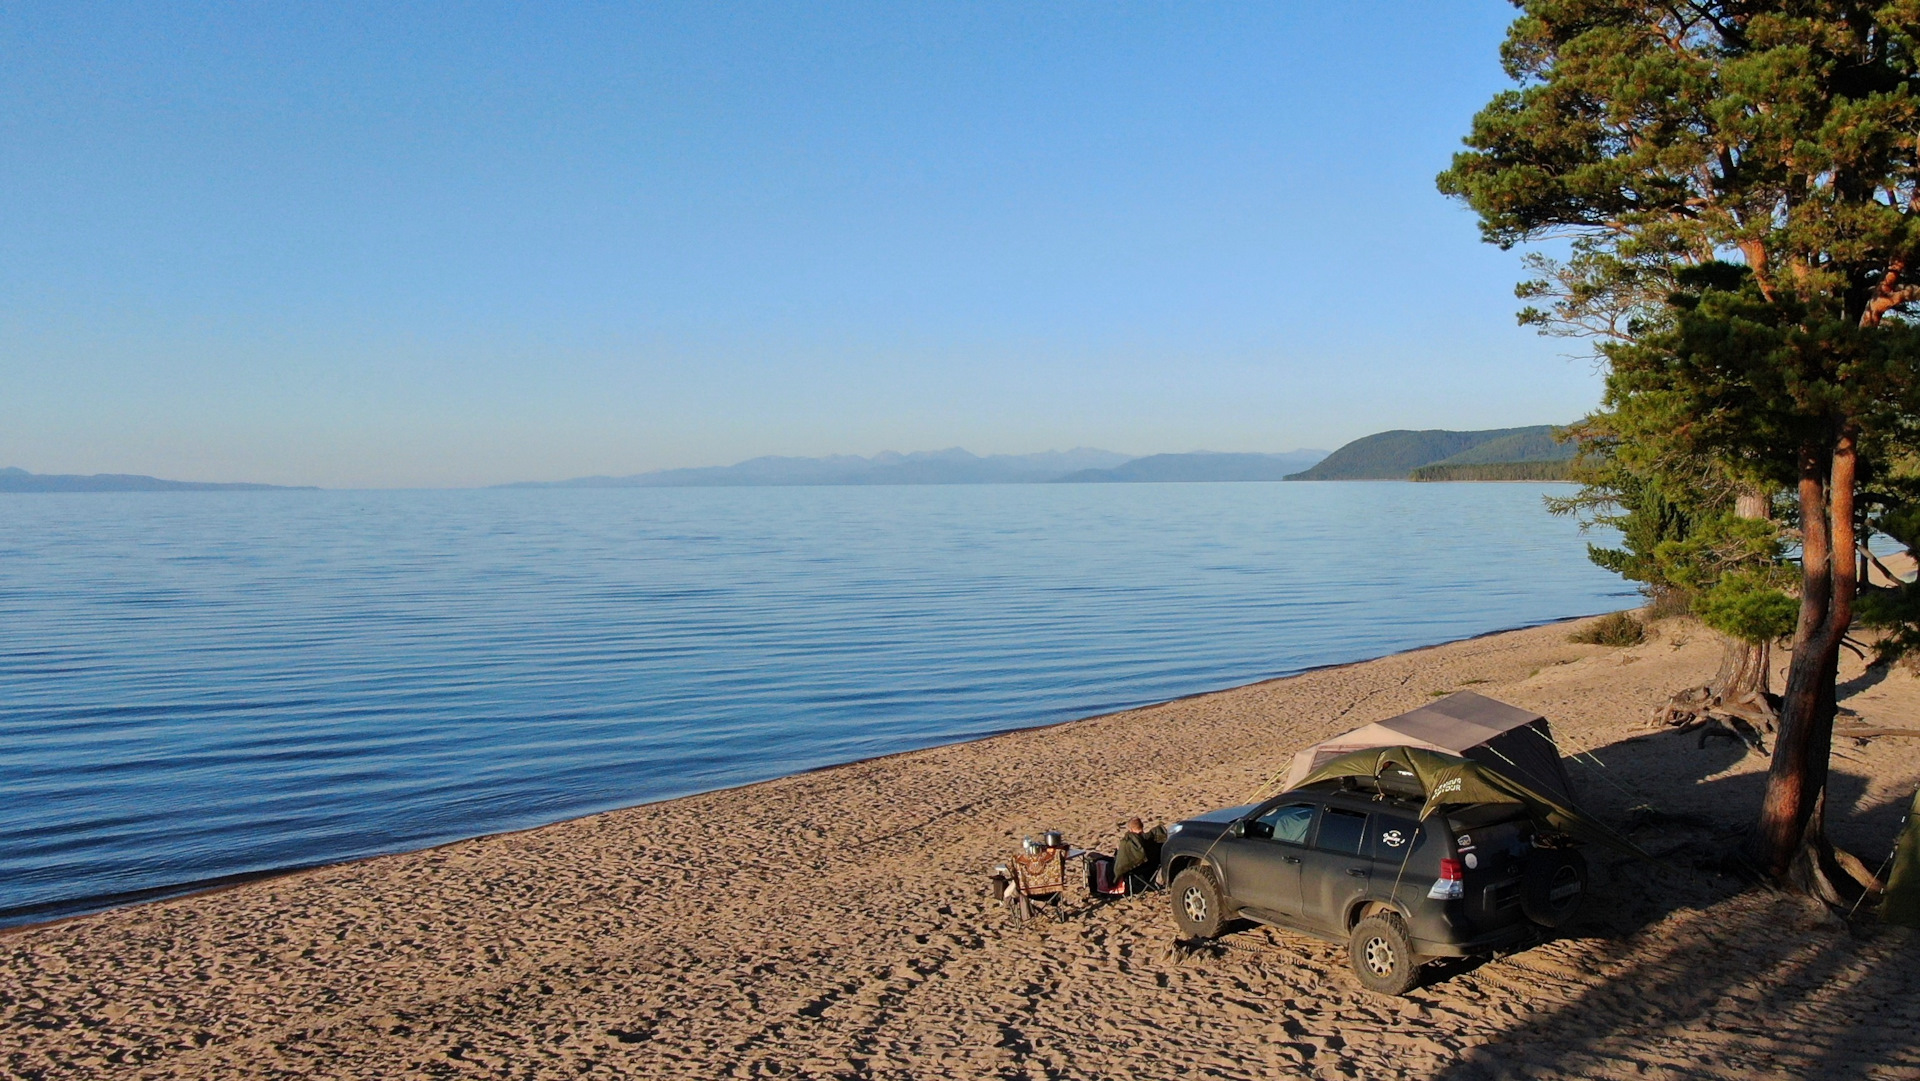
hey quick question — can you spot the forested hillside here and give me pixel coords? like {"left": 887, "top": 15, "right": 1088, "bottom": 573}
{"left": 1425, "top": 429, "right": 1573, "bottom": 467}
{"left": 1409, "top": 460, "right": 1573, "bottom": 482}
{"left": 1286, "top": 426, "right": 1564, "bottom": 480}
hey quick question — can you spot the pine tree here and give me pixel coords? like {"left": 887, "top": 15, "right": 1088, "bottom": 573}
{"left": 1439, "top": 2, "right": 1920, "bottom": 891}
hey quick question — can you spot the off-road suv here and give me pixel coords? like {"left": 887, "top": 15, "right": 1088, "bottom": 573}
{"left": 1159, "top": 778, "right": 1586, "bottom": 994}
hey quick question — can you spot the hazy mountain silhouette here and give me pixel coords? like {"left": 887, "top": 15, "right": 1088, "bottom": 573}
{"left": 1056, "top": 451, "right": 1328, "bottom": 483}
{"left": 500, "top": 448, "right": 1135, "bottom": 487}
{"left": 0, "top": 467, "right": 312, "bottom": 492}
{"left": 502, "top": 447, "right": 1346, "bottom": 488}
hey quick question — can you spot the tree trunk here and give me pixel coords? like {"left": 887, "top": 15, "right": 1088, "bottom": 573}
{"left": 1724, "top": 636, "right": 1771, "bottom": 702}
{"left": 1652, "top": 485, "right": 1776, "bottom": 746}
{"left": 1728, "top": 485, "right": 1775, "bottom": 710}
{"left": 1750, "top": 436, "right": 1857, "bottom": 882}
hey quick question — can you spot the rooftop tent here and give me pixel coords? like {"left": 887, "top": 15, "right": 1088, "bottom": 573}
{"left": 1295, "top": 745, "right": 1654, "bottom": 861}
{"left": 1281, "top": 691, "right": 1576, "bottom": 804}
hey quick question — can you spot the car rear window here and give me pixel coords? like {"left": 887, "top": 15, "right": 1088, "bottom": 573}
{"left": 1445, "top": 806, "right": 1533, "bottom": 861}
{"left": 1314, "top": 808, "right": 1368, "bottom": 854}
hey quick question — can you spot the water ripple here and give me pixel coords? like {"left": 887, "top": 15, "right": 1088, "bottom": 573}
{"left": 0, "top": 482, "right": 1628, "bottom": 925}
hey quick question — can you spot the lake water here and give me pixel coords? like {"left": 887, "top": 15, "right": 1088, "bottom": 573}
{"left": 0, "top": 482, "right": 1629, "bottom": 925}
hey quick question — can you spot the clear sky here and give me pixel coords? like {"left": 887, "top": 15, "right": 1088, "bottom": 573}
{"left": 1, "top": 1, "right": 1599, "bottom": 489}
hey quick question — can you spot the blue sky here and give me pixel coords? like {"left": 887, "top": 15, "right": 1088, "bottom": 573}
{"left": 1, "top": 1, "right": 1599, "bottom": 488}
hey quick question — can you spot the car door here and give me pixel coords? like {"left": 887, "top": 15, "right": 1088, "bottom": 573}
{"left": 1221, "top": 799, "right": 1318, "bottom": 917}
{"left": 1297, "top": 805, "right": 1371, "bottom": 933}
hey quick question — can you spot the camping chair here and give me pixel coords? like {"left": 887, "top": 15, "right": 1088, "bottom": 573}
{"left": 1085, "top": 853, "right": 1158, "bottom": 898}
{"left": 1086, "top": 825, "right": 1167, "bottom": 899}
{"left": 1123, "top": 862, "right": 1162, "bottom": 894}
{"left": 1007, "top": 845, "right": 1069, "bottom": 921}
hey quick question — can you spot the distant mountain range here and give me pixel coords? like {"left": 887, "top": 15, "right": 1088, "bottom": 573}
{"left": 0, "top": 467, "right": 312, "bottom": 493}
{"left": 497, "top": 448, "right": 1137, "bottom": 488}
{"left": 2, "top": 427, "right": 1573, "bottom": 492}
{"left": 1057, "top": 451, "right": 1328, "bottom": 483}
{"left": 1284, "top": 426, "right": 1573, "bottom": 481}
{"left": 499, "top": 447, "right": 1335, "bottom": 488}
{"left": 505, "top": 430, "right": 1566, "bottom": 487}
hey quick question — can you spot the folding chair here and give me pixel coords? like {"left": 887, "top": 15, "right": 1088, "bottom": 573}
{"left": 1008, "top": 845, "right": 1069, "bottom": 921}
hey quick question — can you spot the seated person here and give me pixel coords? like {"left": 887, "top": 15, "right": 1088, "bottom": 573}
{"left": 1111, "top": 818, "right": 1168, "bottom": 888}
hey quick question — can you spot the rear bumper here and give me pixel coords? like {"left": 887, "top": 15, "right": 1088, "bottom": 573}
{"left": 1410, "top": 920, "right": 1533, "bottom": 958}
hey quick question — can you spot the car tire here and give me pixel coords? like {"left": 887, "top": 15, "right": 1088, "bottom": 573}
{"left": 1349, "top": 912, "right": 1422, "bottom": 996}
{"left": 1521, "top": 849, "right": 1588, "bottom": 929}
{"left": 1170, "top": 866, "right": 1228, "bottom": 939}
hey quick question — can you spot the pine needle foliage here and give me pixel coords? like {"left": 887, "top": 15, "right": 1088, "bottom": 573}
{"left": 1438, "top": 1, "right": 1920, "bottom": 879}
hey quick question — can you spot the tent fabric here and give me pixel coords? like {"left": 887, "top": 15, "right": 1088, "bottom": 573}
{"left": 1879, "top": 788, "right": 1920, "bottom": 928}
{"left": 1281, "top": 691, "right": 1576, "bottom": 803}
{"left": 1295, "top": 745, "right": 1655, "bottom": 862}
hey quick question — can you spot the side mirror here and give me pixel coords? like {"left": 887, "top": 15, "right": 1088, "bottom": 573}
{"left": 1228, "top": 819, "right": 1246, "bottom": 838}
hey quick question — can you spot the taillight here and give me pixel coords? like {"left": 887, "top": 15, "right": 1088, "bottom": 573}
{"left": 1427, "top": 857, "right": 1465, "bottom": 900}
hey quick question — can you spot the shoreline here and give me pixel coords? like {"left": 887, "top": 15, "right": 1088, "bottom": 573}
{"left": 1, "top": 610, "right": 1616, "bottom": 937}
{"left": 7, "top": 613, "right": 1918, "bottom": 1079}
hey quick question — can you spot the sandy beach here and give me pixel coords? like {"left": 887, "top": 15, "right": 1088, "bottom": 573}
{"left": 6, "top": 613, "right": 1920, "bottom": 1080}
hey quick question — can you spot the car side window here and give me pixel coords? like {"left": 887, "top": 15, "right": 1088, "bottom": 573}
{"left": 1248, "top": 802, "right": 1316, "bottom": 844}
{"left": 1314, "top": 808, "right": 1368, "bottom": 855}
{"left": 1371, "top": 817, "right": 1419, "bottom": 861}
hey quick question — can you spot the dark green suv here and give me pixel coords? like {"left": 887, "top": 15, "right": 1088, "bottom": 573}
{"left": 1159, "top": 780, "right": 1586, "bottom": 994}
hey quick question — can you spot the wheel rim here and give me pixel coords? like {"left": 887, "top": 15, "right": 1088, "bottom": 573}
{"left": 1182, "top": 885, "right": 1208, "bottom": 923}
{"left": 1363, "top": 935, "right": 1396, "bottom": 977}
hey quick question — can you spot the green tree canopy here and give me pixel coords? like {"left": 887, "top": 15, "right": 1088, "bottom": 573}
{"left": 1440, "top": 1, "right": 1920, "bottom": 882}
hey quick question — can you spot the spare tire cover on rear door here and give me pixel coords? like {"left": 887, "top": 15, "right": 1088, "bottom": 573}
{"left": 1521, "top": 849, "right": 1587, "bottom": 928}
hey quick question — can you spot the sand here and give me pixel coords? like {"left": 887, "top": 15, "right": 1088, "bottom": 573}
{"left": 5, "top": 613, "right": 1920, "bottom": 1080}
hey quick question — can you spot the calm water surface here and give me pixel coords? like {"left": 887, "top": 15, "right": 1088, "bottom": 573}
{"left": 0, "top": 483, "right": 1628, "bottom": 924}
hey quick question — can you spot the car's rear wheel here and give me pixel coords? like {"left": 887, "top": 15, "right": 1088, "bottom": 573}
{"left": 1349, "top": 913, "right": 1422, "bottom": 996}
{"left": 1522, "top": 849, "right": 1588, "bottom": 929}
{"left": 1170, "top": 866, "right": 1227, "bottom": 939}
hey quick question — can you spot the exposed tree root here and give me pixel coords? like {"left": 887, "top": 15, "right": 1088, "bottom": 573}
{"left": 1653, "top": 635, "right": 1777, "bottom": 754}
{"left": 1654, "top": 686, "right": 1776, "bottom": 753}
{"left": 1784, "top": 800, "right": 1884, "bottom": 914}
{"left": 1833, "top": 726, "right": 1920, "bottom": 739}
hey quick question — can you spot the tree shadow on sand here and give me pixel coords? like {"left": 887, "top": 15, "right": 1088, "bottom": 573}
{"left": 1835, "top": 662, "right": 1893, "bottom": 702}
{"left": 1424, "top": 727, "right": 1919, "bottom": 1080}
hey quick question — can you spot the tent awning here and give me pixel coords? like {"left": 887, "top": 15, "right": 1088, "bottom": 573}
{"left": 1282, "top": 691, "right": 1575, "bottom": 804}
{"left": 1297, "top": 745, "right": 1655, "bottom": 862}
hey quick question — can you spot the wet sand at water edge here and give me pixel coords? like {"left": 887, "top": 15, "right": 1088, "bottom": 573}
{"left": 5, "top": 612, "right": 1920, "bottom": 1080}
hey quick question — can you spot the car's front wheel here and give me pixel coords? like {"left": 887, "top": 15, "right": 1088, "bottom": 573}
{"left": 1170, "top": 865, "right": 1227, "bottom": 939}
{"left": 1349, "top": 913, "right": 1423, "bottom": 996}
